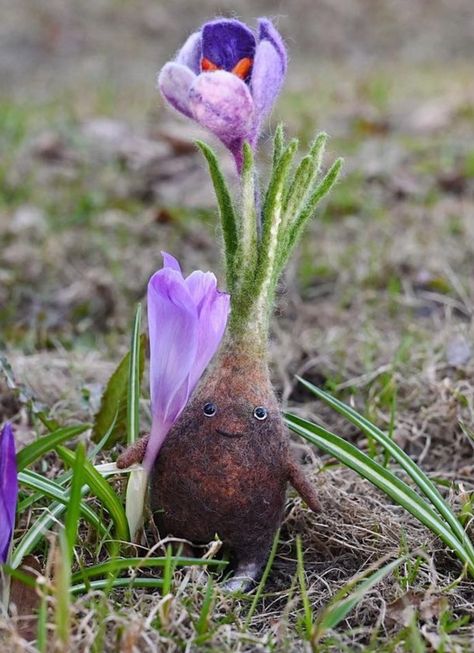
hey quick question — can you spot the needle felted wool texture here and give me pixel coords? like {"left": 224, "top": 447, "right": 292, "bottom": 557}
{"left": 118, "top": 25, "right": 342, "bottom": 585}
{"left": 150, "top": 343, "right": 290, "bottom": 569}
{"left": 118, "top": 337, "right": 320, "bottom": 584}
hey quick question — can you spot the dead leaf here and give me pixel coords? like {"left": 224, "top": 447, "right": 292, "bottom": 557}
{"left": 9, "top": 555, "right": 42, "bottom": 642}
{"left": 387, "top": 591, "right": 445, "bottom": 627}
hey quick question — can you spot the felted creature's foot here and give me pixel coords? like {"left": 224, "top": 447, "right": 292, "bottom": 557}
{"left": 287, "top": 456, "right": 321, "bottom": 513}
{"left": 220, "top": 561, "right": 262, "bottom": 593}
{"left": 116, "top": 435, "right": 150, "bottom": 469}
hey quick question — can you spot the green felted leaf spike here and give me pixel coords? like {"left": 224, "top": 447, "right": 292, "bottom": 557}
{"left": 197, "top": 127, "right": 343, "bottom": 354}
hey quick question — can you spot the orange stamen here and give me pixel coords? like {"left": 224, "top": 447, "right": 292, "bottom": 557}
{"left": 201, "top": 57, "right": 219, "bottom": 72}
{"left": 232, "top": 57, "right": 252, "bottom": 79}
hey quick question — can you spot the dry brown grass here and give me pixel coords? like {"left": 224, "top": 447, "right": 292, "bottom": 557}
{"left": 1, "top": 0, "right": 474, "bottom": 649}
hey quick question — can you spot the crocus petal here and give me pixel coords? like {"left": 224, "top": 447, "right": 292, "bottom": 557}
{"left": 185, "top": 270, "right": 230, "bottom": 391}
{"left": 143, "top": 419, "right": 172, "bottom": 472}
{"left": 175, "top": 30, "right": 202, "bottom": 74}
{"left": 0, "top": 423, "right": 17, "bottom": 563}
{"left": 251, "top": 19, "right": 287, "bottom": 127}
{"left": 158, "top": 62, "right": 195, "bottom": 118}
{"left": 189, "top": 70, "right": 255, "bottom": 147}
{"left": 258, "top": 18, "right": 287, "bottom": 71}
{"left": 147, "top": 268, "right": 199, "bottom": 426}
{"left": 143, "top": 256, "right": 230, "bottom": 470}
{"left": 189, "top": 287, "right": 230, "bottom": 393}
{"left": 161, "top": 251, "right": 182, "bottom": 273}
{"left": 125, "top": 467, "right": 147, "bottom": 539}
{"left": 202, "top": 19, "right": 256, "bottom": 71}
{"left": 185, "top": 270, "right": 218, "bottom": 307}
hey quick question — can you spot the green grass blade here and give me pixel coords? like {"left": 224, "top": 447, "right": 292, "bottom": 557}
{"left": 56, "top": 445, "right": 129, "bottom": 542}
{"left": 315, "top": 556, "right": 405, "bottom": 637}
{"left": 127, "top": 303, "right": 142, "bottom": 446}
{"left": 11, "top": 503, "right": 66, "bottom": 569}
{"left": 194, "top": 576, "right": 215, "bottom": 641}
{"left": 17, "top": 415, "right": 118, "bottom": 514}
{"left": 16, "top": 424, "right": 89, "bottom": 471}
{"left": 64, "top": 441, "right": 86, "bottom": 557}
{"left": 70, "top": 555, "right": 227, "bottom": 584}
{"left": 14, "top": 418, "right": 120, "bottom": 565}
{"left": 36, "top": 589, "right": 48, "bottom": 653}
{"left": 285, "top": 413, "right": 474, "bottom": 575}
{"left": 296, "top": 377, "right": 474, "bottom": 561}
{"left": 70, "top": 577, "right": 164, "bottom": 594}
{"left": 162, "top": 544, "right": 176, "bottom": 597}
{"left": 18, "top": 470, "right": 108, "bottom": 539}
{"left": 54, "top": 531, "right": 71, "bottom": 650}
{"left": 296, "top": 535, "right": 313, "bottom": 640}
{"left": 245, "top": 528, "right": 280, "bottom": 627}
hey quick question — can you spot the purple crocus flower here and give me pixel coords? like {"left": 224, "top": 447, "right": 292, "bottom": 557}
{"left": 0, "top": 423, "right": 18, "bottom": 564}
{"left": 143, "top": 252, "right": 230, "bottom": 470}
{"left": 158, "top": 17, "right": 287, "bottom": 171}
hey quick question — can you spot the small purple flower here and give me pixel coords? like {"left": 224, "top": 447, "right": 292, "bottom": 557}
{"left": 0, "top": 423, "right": 18, "bottom": 564}
{"left": 143, "top": 252, "right": 230, "bottom": 469}
{"left": 158, "top": 17, "right": 287, "bottom": 171}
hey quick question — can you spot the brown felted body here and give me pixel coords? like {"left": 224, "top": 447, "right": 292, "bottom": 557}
{"left": 117, "top": 341, "right": 320, "bottom": 586}
{"left": 149, "top": 344, "right": 289, "bottom": 569}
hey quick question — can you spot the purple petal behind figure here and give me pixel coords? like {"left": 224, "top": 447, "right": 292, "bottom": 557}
{"left": 0, "top": 423, "right": 18, "bottom": 564}
{"left": 143, "top": 253, "right": 230, "bottom": 470}
{"left": 157, "top": 17, "right": 287, "bottom": 171}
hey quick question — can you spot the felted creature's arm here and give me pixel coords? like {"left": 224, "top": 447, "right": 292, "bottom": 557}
{"left": 287, "top": 456, "right": 320, "bottom": 513}
{"left": 116, "top": 435, "right": 149, "bottom": 469}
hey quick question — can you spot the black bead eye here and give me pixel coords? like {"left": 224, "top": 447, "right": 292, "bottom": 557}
{"left": 253, "top": 406, "right": 268, "bottom": 421}
{"left": 203, "top": 402, "right": 217, "bottom": 417}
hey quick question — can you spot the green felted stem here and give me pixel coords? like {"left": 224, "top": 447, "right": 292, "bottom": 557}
{"left": 253, "top": 139, "right": 299, "bottom": 310}
{"left": 196, "top": 141, "right": 238, "bottom": 292}
{"left": 233, "top": 143, "right": 258, "bottom": 295}
{"left": 277, "top": 157, "right": 343, "bottom": 275}
{"left": 272, "top": 123, "right": 285, "bottom": 170}
{"left": 283, "top": 132, "right": 327, "bottom": 223}
{"left": 198, "top": 130, "right": 342, "bottom": 356}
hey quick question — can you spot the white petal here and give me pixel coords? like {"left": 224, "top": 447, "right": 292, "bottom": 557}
{"left": 125, "top": 469, "right": 148, "bottom": 541}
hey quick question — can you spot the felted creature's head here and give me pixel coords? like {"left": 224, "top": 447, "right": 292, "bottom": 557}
{"left": 193, "top": 394, "right": 280, "bottom": 440}
{"left": 186, "top": 346, "right": 282, "bottom": 440}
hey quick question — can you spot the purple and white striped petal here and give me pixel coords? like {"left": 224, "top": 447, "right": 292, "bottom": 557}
{"left": 258, "top": 18, "right": 287, "bottom": 70}
{"left": 158, "top": 62, "right": 195, "bottom": 118}
{"left": 189, "top": 70, "right": 255, "bottom": 146}
{"left": 175, "top": 31, "right": 202, "bottom": 74}
{"left": 251, "top": 19, "right": 287, "bottom": 127}
{"left": 157, "top": 17, "right": 287, "bottom": 171}
{"left": 0, "top": 422, "right": 17, "bottom": 563}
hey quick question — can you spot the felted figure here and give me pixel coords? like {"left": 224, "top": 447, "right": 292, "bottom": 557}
{"left": 117, "top": 17, "right": 342, "bottom": 590}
